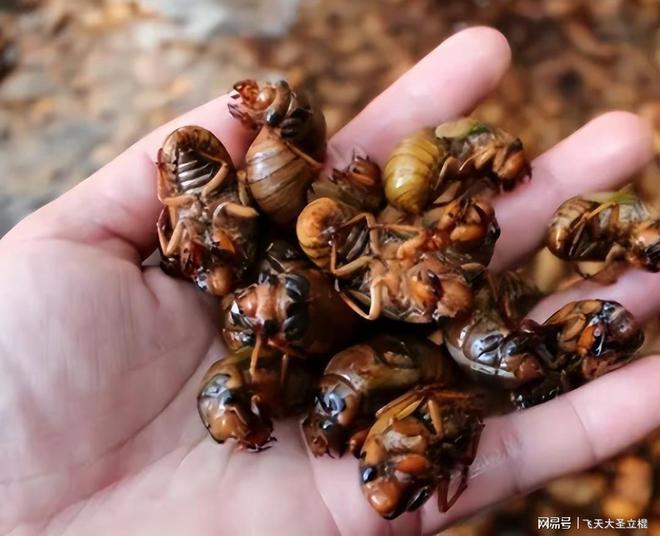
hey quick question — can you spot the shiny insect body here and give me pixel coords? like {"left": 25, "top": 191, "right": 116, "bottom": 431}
{"left": 303, "top": 335, "right": 457, "bottom": 457}
{"left": 229, "top": 79, "right": 327, "bottom": 225}
{"left": 508, "top": 299, "right": 644, "bottom": 408}
{"left": 547, "top": 190, "right": 660, "bottom": 278}
{"left": 157, "top": 126, "right": 259, "bottom": 295}
{"left": 444, "top": 271, "right": 543, "bottom": 387}
{"left": 383, "top": 119, "right": 530, "bottom": 215}
{"left": 297, "top": 197, "right": 482, "bottom": 322}
{"left": 197, "top": 346, "right": 312, "bottom": 451}
{"left": 221, "top": 242, "right": 358, "bottom": 374}
{"left": 359, "top": 385, "right": 483, "bottom": 519}
{"left": 308, "top": 153, "right": 384, "bottom": 213}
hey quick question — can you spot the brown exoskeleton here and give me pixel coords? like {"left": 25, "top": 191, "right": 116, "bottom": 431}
{"left": 383, "top": 120, "right": 530, "bottom": 215}
{"left": 444, "top": 271, "right": 544, "bottom": 387}
{"left": 303, "top": 335, "right": 457, "bottom": 458}
{"left": 359, "top": 385, "right": 484, "bottom": 519}
{"left": 221, "top": 242, "right": 358, "bottom": 375}
{"left": 157, "top": 126, "right": 259, "bottom": 296}
{"left": 547, "top": 190, "right": 660, "bottom": 281}
{"left": 229, "top": 79, "right": 327, "bottom": 225}
{"left": 296, "top": 197, "right": 483, "bottom": 322}
{"left": 308, "top": 153, "right": 384, "bottom": 213}
{"left": 197, "top": 346, "right": 312, "bottom": 451}
{"left": 505, "top": 300, "right": 644, "bottom": 408}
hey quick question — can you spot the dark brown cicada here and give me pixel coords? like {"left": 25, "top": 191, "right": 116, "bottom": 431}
{"left": 157, "top": 126, "right": 259, "bottom": 296}
{"left": 303, "top": 335, "right": 457, "bottom": 458}
{"left": 197, "top": 345, "right": 312, "bottom": 451}
{"left": 444, "top": 271, "right": 543, "bottom": 387}
{"left": 221, "top": 242, "right": 359, "bottom": 375}
{"left": 383, "top": 119, "right": 530, "bottom": 215}
{"left": 359, "top": 385, "right": 483, "bottom": 519}
{"left": 508, "top": 299, "right": 644, "bottom": 408}
{"left": 229, "top": 79, "right": 327, "bottom": 225}
{"left": 296, "top": 197, "right": 483, "bottom": 322}
{"left": 308, "top": 153, "right": 384, "bottom": 213}
{"left": 547, "top": 189, "right": 660, "bottom": 280}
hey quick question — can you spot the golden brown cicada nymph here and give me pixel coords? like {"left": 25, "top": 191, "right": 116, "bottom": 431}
{"left": 303, "top": 335, "right": 457, "bottom": 458}
{"left": 296, "top": 196, "right": 483, "bottom": 322}
{"left": 308, "top": 153, "right": 384, "bottom": 213}
{"left": 197, "top": 346, "right": 312, "bottom": 451}
{"left": 444, "top": 271, "right": 544, "bottom": 387}
{"left": 221, "top": 242, "right": 359, "bottom": 374}
{"left": 506, "top": 299, "right": 644, "bottom": 408}
{"left": 547, "top": 190, "right": 660, "bottom": 280}
{"left": 359, "top": 385, "right": 484, "bottom": 519}
{"left": 229, "top": 80, "right": 327, "bottom": 226}
{"left": 157, "top": 126, "right": 259, "bottom": 296}
{"left": 383, "top": 119, "right": 531, "bottom": 215}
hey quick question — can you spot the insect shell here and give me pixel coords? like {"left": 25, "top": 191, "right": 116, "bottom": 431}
{"left": 433, "top": 118, "right": 531, "bottom": 197}
{"left": 383, "top": 119, "right": 530, "bottom": 215}
{"left": 547, "top": 190, "right": 660, "bottom": 277}
{"left": 297, "top": 197, "right": 483, "bottom": 322}
{"left": 221, "top": 242, "right": 359, "bottom": 373}
{"left": 197, "top": 345, "right": 312, "bottom": 451}
{"left": 229, "top": 79, "right": 327, "bottom": 226}
{"left": 157, "top": 126, "right": 259, "bottom": 296}
{"left": 416, "top": 196, "right": 500, "bottom": 266}
{"left": 444, "top": 271, "right": 543, "bottom": 388}
{"left": 359, "top": 385, "right": 483, "bottom": 519}
{"left": 303, "top": 335, "right": 457, "bottom": 458}
{"left": 307, "top": 153, "right": 384, "bottom": 213}
{"left": 509, "top": 299, "right": 644, "bottom": 409}
{"left": 383, "top": 128, "right": 445, "bottom": 215}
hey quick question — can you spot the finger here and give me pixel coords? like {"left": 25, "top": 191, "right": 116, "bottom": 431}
{"left": 7, "top": 94, "right": 254, "bottom": 260}
{"left": 491, "top": 111, "right": 654, "bottom": 270}
{"left": 328, "top": 26, "right": 512, "bottom": 166}
{"left": 419, "top": 355, "right": 660, "bottom": 533}
{"left": 529, "top": 269, "right": 660, "bottom": 323}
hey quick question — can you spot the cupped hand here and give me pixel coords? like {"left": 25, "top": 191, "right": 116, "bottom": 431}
{"left": 1, "top": 27, "right": 658, "bottom": 536}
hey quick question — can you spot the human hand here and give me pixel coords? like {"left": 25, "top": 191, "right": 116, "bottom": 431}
{"left": 1, "top": 27, "right": 658, "bottom": 535}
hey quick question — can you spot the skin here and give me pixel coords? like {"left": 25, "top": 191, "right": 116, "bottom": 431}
{"left": 0, "top": 26, "right": 658, "bottom": 536}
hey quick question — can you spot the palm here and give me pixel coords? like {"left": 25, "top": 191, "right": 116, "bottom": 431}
{"left": 2, "top": 28, "right": 659, "bottom": 536}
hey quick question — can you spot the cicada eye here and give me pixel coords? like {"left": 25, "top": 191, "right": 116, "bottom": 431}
{"left": 361, "top": 465, "right": 378, "bottom": 484}
{"left": 284, "top": 273, "right": 310, "bottom": 301}
{"left": 257, "top": 271, "right": 279, "bottom": 286}
{"left": 326, "top": 390, "right": 346, "bottom": 415}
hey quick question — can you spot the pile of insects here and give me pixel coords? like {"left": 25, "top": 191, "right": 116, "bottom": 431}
{"left": 156, "top": 80, "right": 654, "bottom": 520}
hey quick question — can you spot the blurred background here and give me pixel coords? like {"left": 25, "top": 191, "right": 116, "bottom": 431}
{"left": 1, "top": 0, "right": 659, "bottom": 533}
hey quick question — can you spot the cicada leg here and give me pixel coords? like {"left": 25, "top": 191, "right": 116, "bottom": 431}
{"left": 337, "top": 280, "right": 383, "bottom": 321}
{"left": 160, "top": 218, "right": 191, "bottom": 257}
{"left": 249, "top": 336, "right": 263, "bottom": 377}
{"left": 437, "top": 420, "right": 483, "bottom": 512}
{"left": 330, "top": 212, "right": 381, "bottom": 275}
{"left": 283, "top": 139, "right": 324, "bottom": 172}
{"left": 201, "top": 162, "right": 231, "bottom": 198}
{"left": 372, "top": 223, "right": 431, "bottom": 259}
{"left": 212, "top": 201, "right": 260, "bottom": 221}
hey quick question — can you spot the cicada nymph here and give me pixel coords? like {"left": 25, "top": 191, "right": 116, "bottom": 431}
{"left": 229, "top": 79, "right": 327, "bottom": 225}
{"left": 296, "top": 197, "right": 483, "bottom": 322}
{"left": 444, "top": 271, "right": 543, "bottom": 387}
{"left": 547, "top": 189, "right": 660, "bottom": 281}
{"left": 308, "top": 152, "right": 384, "bottom": 213}
{"left": 197, "top": 345, "right": 312, "bottom": 451}
{"left": 508, "top": 299, "right": 644, "bottom": 408}
{"left": 383, "top": 119, "right": 531, "bottom": 215}
{"left": 221, "top": 242, "right": 359, "bottom": 375}
{"left": 303, "top": 335, "right": 457, "bottom": 457}
{"left": 359, "top": 385, "right": 484, "bottom": 519}
{"left": 157, "top": 126, "right": 259, "bottom": 296}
